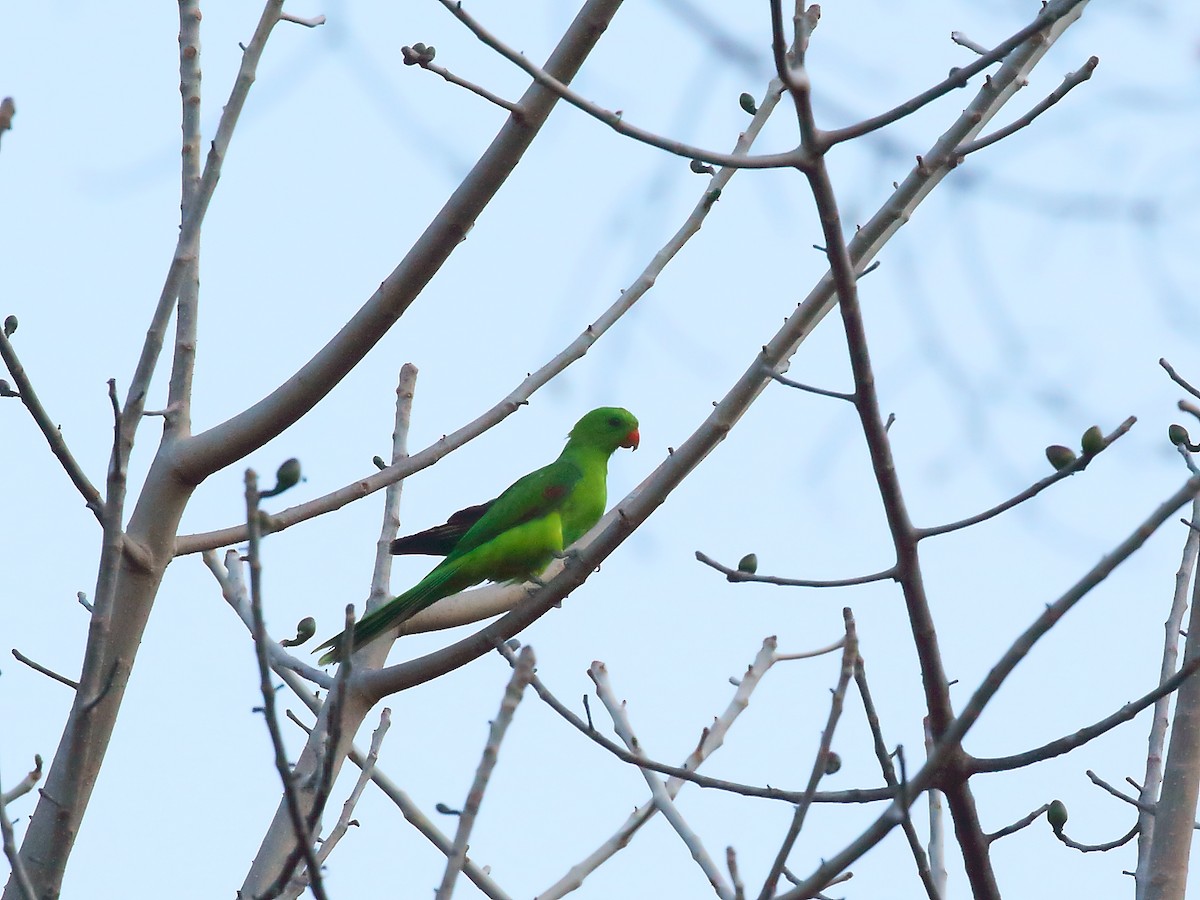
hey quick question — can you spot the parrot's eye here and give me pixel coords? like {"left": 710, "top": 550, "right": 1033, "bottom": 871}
{"left": 608, "top": 416, "right": 622, "bottom": 427}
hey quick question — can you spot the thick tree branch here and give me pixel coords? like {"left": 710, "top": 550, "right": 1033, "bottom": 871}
{"left": 175, "top": 0, "right": 630, "bottom": 483}
{"left": 173, "top": 77, "right": 788, "bottom": 557}
{"left": 777, "top": 475, "right": 1199, "bottom": 899}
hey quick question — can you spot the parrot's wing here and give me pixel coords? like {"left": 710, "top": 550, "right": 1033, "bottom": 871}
{"left": 389, "top": 500, "right": 496, "bottom": 556}
{"left": 447, "top": 459, "right": 583, "bottom": 560}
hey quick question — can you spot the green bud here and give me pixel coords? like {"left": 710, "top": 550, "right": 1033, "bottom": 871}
{"left": 260, "top": 457, "right": 302, "bottom": 498}
{"left": 737, "top": 553, "right": 758, "bottom": 575}
{"left": 739, "top": 92, "right": 757, "bottom": 115}
{"left": 3, "top": 315, "right": 16, "bottom": 337}
{"left": 1044, "top": 445, "right": 1076, "bottom": 471}
{"left": 823, "top": 750, "right": 841, "bottom": 775}
{"left": 0, "top": 379, "right": 16, "bottom": 398}
{"left": 1080, "top": 425, "right": 1104, "bottom": 456}
{"left": 1169, "top": 424, "right": 1190, "bottom": 447}
{"left": 1047, "top": 799, "right": 1068, "bottom": 832}
{"left": 690, "top": 159, "right": 715, "bottom": 175}
{"left": 372, "top": 455, "right": 387, "bottom": 471}
{"left": 281, "top": 616, "right": 317, "bottom": 647}
{"left": 275, "top": 457, "right": 301, "bottom": 490}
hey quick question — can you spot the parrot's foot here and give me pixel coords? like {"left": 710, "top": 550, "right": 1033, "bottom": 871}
{"left": 552, "top": 546, "right": 582, "bottom": 566}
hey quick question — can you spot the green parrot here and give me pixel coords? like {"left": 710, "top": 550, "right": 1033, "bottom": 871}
{"left": 315, "top": 407, "right": 639, "bottom": 664}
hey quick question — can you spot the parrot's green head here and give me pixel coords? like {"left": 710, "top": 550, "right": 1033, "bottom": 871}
{"left": 569, "top": 407, "right": 640, "bottom": 453}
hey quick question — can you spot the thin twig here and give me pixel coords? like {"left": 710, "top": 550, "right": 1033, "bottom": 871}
{"left": 970, "top": 656, "right": 1200, "bottom": 773}
{"left": 256, "top": 602, "right": 354, "bottom": 900}
{"left": 436, "top": 645, "right": 536, "bottom": 900}
{"left": 855, "top": 659, "right": 938, "bottom": 898}
{"left": 0, "top": 764, "right": 37, "bottom": 900}
{"left": 364, "top": 364, "right": 417, "bottom": 622}
{"left": 919, "top": 416, "right": 1136, "bottom": 538}
{"left": 758, "top": 609, "right": 858, "bottom": 900}
{"left": 0, "top": 330, "right": 104, "bottom": 520}
{"left": 1053, "top": 819, "right": 1139, "bottom": 853}
{"left": 0, "top": 756, "right": 42, "bottom": 806}
{"left": 955, "top": 57, "right": 1099, "bottom": 158}
{"left": 1161, "top": 358, "right": 1200, "bottom": 401}
{"left": 280, "top": 709, "right": 391, "bottom": 899}
{"left": 728, "top": 847, "right": 746, "bottom": 900}
{"left": 285, "top": 710, "right": 510, "bottom": 899}
{"left": 535, "top": 635, "right": 842, "bottom": 899}
{"left": 766, "top": 368, "right": 854, "bottom": 402}
{"left": 245, "top": 469, "right": 329, "bottom": 900}
{"left": 823, "top": 0, "right": 1089, "bottom": 147}
{"left": 500, "top": 638, "right": 876, "bottom": 807}
{"left": 695, "top": 551, "right": 896, "bottom": 588}
{"left": 433, "top": 0, "right": 806, "bottom": 170}
{"left": 985, "top": 804, "right": 1051, "bottom": 843}
{"left": 279, "top": 11, "right": 325, "bottom": 27}
{"left": 590, "top": 661, "right": 734, "bottom": 900}
{"left": 411, "top": 54, "right": 522, "bottom": 114}
{"left": 203, "top": 549, "right": 333, "bottom": 689}
{"left": 1088, "top": 770, "right": 1156, "bottom": 815}
{"left": 951, "top": 32, "right": 989, "bottom": 55}
{"left": 10, "top": 649, "right": 79, "bottom": 690}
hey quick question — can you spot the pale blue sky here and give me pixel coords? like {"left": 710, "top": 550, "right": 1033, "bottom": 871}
{"left": 3, "top": 1, "right": 1200, "bottom": 897}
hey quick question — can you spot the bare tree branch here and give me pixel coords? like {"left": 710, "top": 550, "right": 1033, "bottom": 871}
{"left": 758, "top": 609, "right": 857, "bottom": 899}
{"left": 918, "top": 417, "right": 1137, "bottom": 538}
{"left": 432, "top": 0, "right": 807, "bottom": 170}
{"left": 822, "top": 0, "right": 1090, "bottom": 147}
{"left": 778, "top": 475, "right": 1200, "bottom": 899}
{"left": 590, "top": 660, "right": 734, "bottom": 900}
{"left": 174, "top": 74, "right": 788, "bottom": 557}
{"left": 244, "top": 470, "right": 330, "bottom": 900}
{"left": 954, "top": 57, "right": 1099, "bottom": 158}
{"left": 436, "top": 646, "right": 535, "bottom": 900}
{"left": 0, "top": 330, "right": 104, "bottom": 520}
{"left": 175, "top": 0, "right": 631, "bottom": 483}
{"left": 0, "top": 769, "right": 35, "bottom": 900}
{"left": 696, "top": 550, "right": 896, "bottom": 588}
{"left": 970, "top": 656, "right": 1200, "bottom": 774}
{"left": 1137, "top": 495, "right": 1199, "bottom": 888}
{"left": 9, "top": 650, "right": 79, "bottom": 691}
{"left": 985, "top": 804, "right": 1050, "bottom": 843}
{"left": 1161, "top": 358, "right": 1200, "bottom": 401}
{"left": 855, "top": 658, "right": 939, "bottom": 899}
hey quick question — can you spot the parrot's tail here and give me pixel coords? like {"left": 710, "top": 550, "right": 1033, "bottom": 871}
{"left": 315, "top": 560, "right": 466, "bottom": 665}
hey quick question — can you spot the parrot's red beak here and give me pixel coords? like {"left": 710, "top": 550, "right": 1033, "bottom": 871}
{"left": 622, "top": 428, "right": 640, "bottom": 450}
